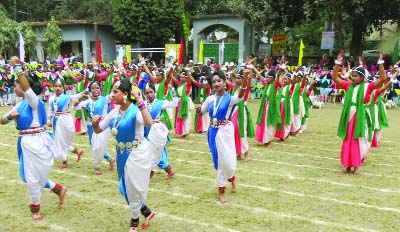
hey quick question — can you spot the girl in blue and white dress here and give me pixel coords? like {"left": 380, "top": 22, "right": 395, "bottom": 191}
{"left": 48, "top": 78, "right": 84, "bottom": 169}
{"left": 144, "top": 84, "right": 178, "bottom": 180}
{"left": 1, "top": 57, "right": 67, "bottom": 221}
{"left": 74, "top": 81, "right": 115, "bottom": 175}
{"left": 198, "top": 69, "right": 249, "bottom": 204}
{"left": 92, "top": 78, "right": 167, "bottom": 231}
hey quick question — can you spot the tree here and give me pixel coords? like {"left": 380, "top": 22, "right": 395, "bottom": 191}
{"left": 43, "top": 16, "right": 63, "bottom": 55}
{"left": 112, "top": 0, "right": 183, "bottom": 46}
{"left": 0, "top": 5, "right": 37, "bottom": 57}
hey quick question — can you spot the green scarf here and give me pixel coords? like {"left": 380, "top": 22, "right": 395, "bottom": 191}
{"left": 337, "top": 83, "right": 366, "bottom": 140}
{"left": 277, "top": 85, "right": 291, "bottom": 125}
{"left": 129, "top": 74, "right": 137, "bottom": 84}
{"left": 155, "top": 79, "right": 173, "bottom": 130}
{"left": 103, "top": 73, "right": 113, "bottom": 96}
{"left": 156, "top": 79, "right": 165, "bottom": 100}
{"left": 75, "top": 108, "right": 88, "bottom": 120}
{"left": 302, "top": 89, "right": 312, "bottom": 119}
{"left": 377, "top": 96, "right": 389, "bottom": 129}
{"left": 256, "top": 82, "right": 280, "bottom": 127}
{"left": 75, "top": 78, "right": 85, "bottom": 93}
{"left": 292, "top": 82, "right": 301, "bottom": 114}
{"left": 195, "top": 87, "right": 207, "bottom": 104}
{"left": 178, "top": 83, "right": 189, "bottom": 119}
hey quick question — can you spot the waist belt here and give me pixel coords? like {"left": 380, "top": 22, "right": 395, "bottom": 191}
{"left": 19, "top": 127, "right": 46, "bottom": 135}
{"left": 209, "top": 119, "right": 228, "bottom": 128}
{"left": 116, "top": 138, "right": 144, "bottom": 152}
{"left": 55, "top": 111, "right": 70, "bottom": 116}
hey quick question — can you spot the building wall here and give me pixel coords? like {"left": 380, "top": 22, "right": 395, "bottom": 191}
{"left": 33, "top": 24, "right": 116, "bottom": 63}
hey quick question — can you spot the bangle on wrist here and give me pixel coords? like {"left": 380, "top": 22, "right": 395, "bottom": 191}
{"left": 2, "top": 114, "right": 12, "bottom": 123}
{"left": 138, "top": 101, "right": 146, "bottom": 111}
{"left": 377, "top": 60, "right": 384, "bottom": 65}
{"left": 240, "top": 86, "right": 247, "bottom": 90}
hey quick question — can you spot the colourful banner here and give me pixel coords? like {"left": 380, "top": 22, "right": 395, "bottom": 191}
{"left": 272, "top": 34, "right": 286, "bottom": 51}
{"left": 165, "top": 44, "right": 181, "bottom": 67}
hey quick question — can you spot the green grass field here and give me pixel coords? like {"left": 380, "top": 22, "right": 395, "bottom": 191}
{"left": 0, "top": 99, "right": 399, "bottom": 232}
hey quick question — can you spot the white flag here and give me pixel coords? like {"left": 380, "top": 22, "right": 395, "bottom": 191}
{"left": 19, "top": 32, "right": 25, "bottom": 63}
{"left": 219, "top": 40, "right": 225, "bottom": 65}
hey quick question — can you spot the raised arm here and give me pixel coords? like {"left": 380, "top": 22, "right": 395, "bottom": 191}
{"left": 374, "top": 51, "right": 386, "bottom": 88}
{"left": 237, "top": 69, "right": 251, "bottom": 99}
{"left": 332, "top": 51, "right": 344, "bottom": 86}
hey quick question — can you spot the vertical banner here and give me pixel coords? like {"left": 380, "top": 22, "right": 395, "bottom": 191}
{"left": 219, "top": 40, "right": 225, "bottom": 65}
{"left": 19, "top": 32, "right": 25, "bottom": 63}
{"left": 125, "top": 45, "right": 131, "bottom": 63}
{"left": 321, "top": 31, "right": 335, "bottom": 49}
{"left": 272, "top": 34, "right": 286, "bottom": 51}
{"left": 179, "top": 37, "right": 184, "bottom": 65}
{"left": 258, "top": 44, "right": 271, "bottom": 57}
{"left": 97, "top": 40, "right": 103, "bottom": 63}
{"left": 165, "top": 44, "right": 181, "bottom": 67}
{"left": 116, "top": 45, "right": 126, "bottom": 65}
{"left": 198, "top": 39, "right": 204, "bottom": 64}
{"left": 298, "top": 39, "right": 305, "bottom": 66}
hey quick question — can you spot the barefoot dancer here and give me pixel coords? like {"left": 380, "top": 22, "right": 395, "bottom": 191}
{"left": 92, "top": 78, "right": 163, "bottom": 231}
{"left": 48, "top": 78, "right": 84, "bottom": 169}
{"left": 332, "top": 51, "right": 385, "bottom": 174}
{"left": 197, "top": 69, "right": 249, "bottom": 204}
{"left": 1, "top": 56, "right": 67, "bottom": 221}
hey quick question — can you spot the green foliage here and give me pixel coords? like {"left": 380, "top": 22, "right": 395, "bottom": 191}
{"left": 112, "top": 0, "right": 183, "bottom": 46}
{"left": 43, "top": 16, "right": 63, "bottom": 55}
{"left": 15, "top": 22, "right": 37, "bottom": 54}
{"left": 0, "top": 6, "right": 37, "bottom": 54}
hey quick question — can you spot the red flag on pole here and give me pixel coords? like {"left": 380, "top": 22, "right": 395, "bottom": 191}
{"left": 178, "top": 37, "right": 184, "bottom": 65}
{"left": 97, "top": 40, "right": 103, "bottom": 63}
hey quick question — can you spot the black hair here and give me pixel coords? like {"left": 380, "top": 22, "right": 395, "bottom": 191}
{"left": 17, "top": 76, "right": 43, "bottom": 95}
{"left": 88, "top": 81, "right": 100, "bottom": 92}
{"left": 158, "top": 69, "right": 165, "bottom": 75}
{"left": 353, "top": 67, "right": 366, "bottom": 77}
{"left": 146, "top": 84, "right": 156, "bottom": 92}
{"left": 266, "top": 70, "right": 276, "bottom": 78}
{"left": 53, "top": 78, "right": 65, "bottom": 87}
{"left": 237, "top": 69, "right": 244, "bottom": 77}
{"left": 212, "top": 70, "right": 226, "bottom": 81}
{"left": 116, "top": 78, "right": 132, "bottom": 100}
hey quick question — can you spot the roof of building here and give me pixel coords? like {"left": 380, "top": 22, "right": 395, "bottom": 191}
{"left": 28, "top": 19, "right": 112, "bottom": 27}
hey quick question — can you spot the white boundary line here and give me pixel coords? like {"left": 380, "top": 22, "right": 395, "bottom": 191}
{"left": 173, "top": 158, "right": 400, "bottom": 194}
{"left": 169, "top": 147, "right": 400, "bottom": 180}
{"left": 0, "top": 161, "right": 382, "bottom": 232}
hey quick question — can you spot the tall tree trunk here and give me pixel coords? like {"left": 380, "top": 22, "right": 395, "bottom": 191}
{"left": 333, "top": 2, "right": 344, "bottom": 51}
{"left": 350, "top": 17, "right": 364, "bottom": 56}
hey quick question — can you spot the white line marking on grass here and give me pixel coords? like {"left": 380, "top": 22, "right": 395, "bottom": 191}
{"left": 173, "top": 158, "right": 400, "bottom": 194}
{"left": 170, "top": 147, "right": 400, "bottom": 180}
{"left": 229, "top": 203, "right": 379, "bottom": 232}
{"left": 175, "top": 172, "right": 400, "bottom": 213}
{"left": 0, "top": 177, "right": 236, "bottom": 232}
{"left": 0, "top": 179, "right": 72, "bottom": 231}
{"left": 0, "top": 177, "right": 382, "bottom": 232}
{"left": 0, "top": 153, "right": 391, "bottom": 231}
{"left": 181, "top": 132, "right": 400, "bottom": 155}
